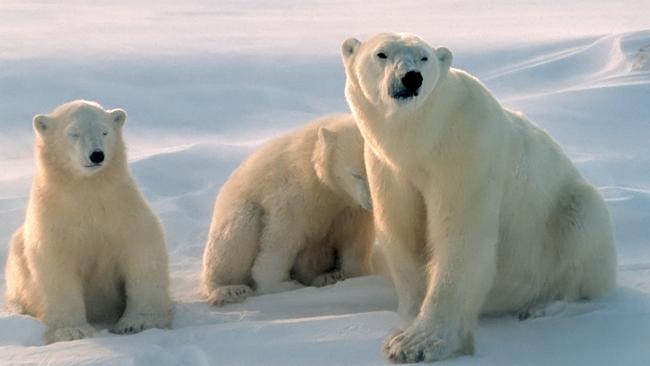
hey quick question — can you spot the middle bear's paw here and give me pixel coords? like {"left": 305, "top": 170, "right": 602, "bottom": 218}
{"left": 206, "top": 285, "right": 252, "bottom": 306}
{"left": 310, "top": 270, "right": 346, "bottom": 287}
{"left": 112, "top": 311, "right": 171, "bottom": 335}
{"left": 383, "top": 325, "right": 471, "bottom": 363}
{"left": 45, "top": 323, "right": 95, "bottom": 343}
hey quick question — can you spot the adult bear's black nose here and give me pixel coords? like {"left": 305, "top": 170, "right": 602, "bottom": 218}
{"left": 89, "top": 150, "right": 105, "bottom": 164}
{"left": 402, "top": 71, "right": 423, "bottom": 92}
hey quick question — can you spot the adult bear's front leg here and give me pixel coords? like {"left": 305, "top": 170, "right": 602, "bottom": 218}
{"left": 384, "top": 191, "right": 500, "bottom": 363}
{"left": 365, "top": 147, "right": 428, "bottom": 320}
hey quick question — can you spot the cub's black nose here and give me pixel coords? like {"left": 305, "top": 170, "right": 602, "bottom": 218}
{"left": 89, "top": 150, "right": 105, "bottom": 164}
{"left": 402, "top": 71, "right": 423, "bottom": 92}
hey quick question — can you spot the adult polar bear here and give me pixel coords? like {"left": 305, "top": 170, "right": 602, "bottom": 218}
{"left": 5, "top": 100, "right": 171, "bottom": 343}
{"left": 341, "top": 33, "right": 617, "bottom": 362}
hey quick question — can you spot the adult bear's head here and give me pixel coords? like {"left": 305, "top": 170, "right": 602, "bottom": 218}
{"left": 341, "top": 32, "right": 452, "bottom": 118}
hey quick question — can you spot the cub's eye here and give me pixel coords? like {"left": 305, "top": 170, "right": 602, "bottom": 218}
{"left": 69, "top": 133, "right": 80, "bottom": 138}
{"left": 376, "top": 52, "right": 387, "bottom": 59}
{"left": 102, "top": 132, "right": 108, "bottom": 136}
{"left": 421, "top": 57, "right": 428, "bottom": 62}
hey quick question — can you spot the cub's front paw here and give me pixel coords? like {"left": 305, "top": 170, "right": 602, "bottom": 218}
{"left": 112, "top": 311, "right": 171, "bottom": 335}
{"left": 383, "top": 325, "right": 472, "bottom": 363}
{"left": 45, "top": 324, "right": 95, "bottom": 343}
{"left": 310, "top": 270, "right": 346, "bottom": 287}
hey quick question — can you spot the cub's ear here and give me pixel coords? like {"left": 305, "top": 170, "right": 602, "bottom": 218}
{"left": 435, "top": 46, "right": 453, "bottom": 71}
{"left": 313, "top": 127, "right": 337, "bottom": 182}
{"left": 108, "top": 108, "right": 127, "bottom": 128}
{"left": 341, "top": 37, "right": 361, "bottom": 60}
{"left": 33, "top": 114, "right": 53, "bottom": 135}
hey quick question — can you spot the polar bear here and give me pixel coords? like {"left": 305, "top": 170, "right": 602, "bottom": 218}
{"left": 341, "top": 33, "right": 617, "bottom": 362}
{"left": 4, "top": 100, "right": 172, "bottom": 343}
{"left": 201, "top": 115, "right": 373, "bottom": 306}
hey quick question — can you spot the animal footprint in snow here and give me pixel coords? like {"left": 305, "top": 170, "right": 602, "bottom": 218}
{"left": 630, "top": 45, "right": 650, "bottom": 71}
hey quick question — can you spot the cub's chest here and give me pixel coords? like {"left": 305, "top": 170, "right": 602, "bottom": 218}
{"left": 45, "top": 189, "right": 136, "bottom": 242}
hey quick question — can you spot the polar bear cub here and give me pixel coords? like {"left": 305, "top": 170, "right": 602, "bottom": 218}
{"left": 201, "top": 115, "right": 373, "bottom": 305}
{"left": 341, "top": 33, "right": 617, "bottom": 362}
{"left": 5, "top": 100, "right": 172, "bottom": 343}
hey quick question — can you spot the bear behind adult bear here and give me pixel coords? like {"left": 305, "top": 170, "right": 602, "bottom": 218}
{"left": 201, "top": 114, "right": 374, "bottom": 306}
{"left": 5, "top": 100, "right": 172, "bottom": 343}
{"left": 341, "top": 33, "right": 617, "bottom": 363}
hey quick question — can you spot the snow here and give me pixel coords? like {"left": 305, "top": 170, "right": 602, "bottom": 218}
{"left": 1, "top": 1, "right": 649, "bottom": 365}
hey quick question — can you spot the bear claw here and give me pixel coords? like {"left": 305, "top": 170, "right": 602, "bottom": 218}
{"left": 311, "top": 270, "right": 346, "bottom": 287}
{"left": 111, "top": 312, "right": 170, "bottom": 335}
{"left": 383, "top": 327, "right": 457, "bottom": 363}
{"left": 206, "top": 285, "right": 252, "bottom": 306}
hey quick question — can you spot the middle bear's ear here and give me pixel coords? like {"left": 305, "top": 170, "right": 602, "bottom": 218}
{"left": 313, "top": 126, "right": 337, "bottom": 183}
{"left": 341, "top": 37, "right": 361, "bottom": 60}
{"left": 317, "top": 126, "right": 336, "bottom": 149}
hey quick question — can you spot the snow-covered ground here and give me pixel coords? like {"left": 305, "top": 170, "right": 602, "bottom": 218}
{"left": 1, "top": 1, "right": 649, "bottom": 365}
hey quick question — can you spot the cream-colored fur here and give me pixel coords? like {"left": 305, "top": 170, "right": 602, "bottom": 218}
{"left": 201, "top": 115, "right": 373, "bottom": 306}
{"left": 341, "top": 33, "right": 617, "bottom": 363}
{"left": 5, "top": 100, "right": 172, "bottom": 343}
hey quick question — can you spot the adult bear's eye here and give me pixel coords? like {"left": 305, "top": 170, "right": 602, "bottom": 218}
{"left": 421, "top": 57, "right": 428, "bottom": 62}
{"left": 377, "top": 52, "right": 387, "bottom": 59}
{"left": 102, "top": 132, "right": 108, "bottom": 136}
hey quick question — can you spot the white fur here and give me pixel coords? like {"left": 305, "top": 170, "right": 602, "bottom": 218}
{"left": 4, "top": 100, "right": 172, "bottom": 343}
{"left": 342, "top": 33, "right": 617, "bottom": 363}
{"left": 201, "top": 115, "right": 374, "bottom": 306}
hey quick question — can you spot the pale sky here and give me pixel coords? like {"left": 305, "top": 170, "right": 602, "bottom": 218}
{"left": 1, "top": 0, "right": 648, "bottom": 59}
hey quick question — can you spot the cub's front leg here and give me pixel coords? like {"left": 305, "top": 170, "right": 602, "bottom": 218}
{"left": 315, "top": 206, "right": 374, "bottom": 287}
{"left": 31, "top": 251, "right": 95, "bottom": 343}
{"left": 384, "top": 191, "right": 500, "bottom": 363}
{"left": 113, "top": 228, "right": 172, "bottom": 334}
{"left": 251, "top": 212, "right": 306, "bottom": 294}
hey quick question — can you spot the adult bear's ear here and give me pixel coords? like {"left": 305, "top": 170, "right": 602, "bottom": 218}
{"left": 33, "top": 114, "right": 53, "bottom": 136}
{"left": 108, "top": 108, "right": 127, "bottom": 128}
{"left": 435, "top": 47, "right": 453, "bottom": 72}
{"left": 341, "top": 37, "right": 361, "bottom": 60}
{"left": 313, "top": 127, "right": 337, "bottom": 182}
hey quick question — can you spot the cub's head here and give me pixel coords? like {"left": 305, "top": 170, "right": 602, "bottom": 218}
{"left": 33, "top": 100, "right": 127, "bottom": 176}
{"left": 341, "top": 32, "right": 452, "bottom": 116}
{"left": 313, "top": 117, "right": 372, "bottom": 211}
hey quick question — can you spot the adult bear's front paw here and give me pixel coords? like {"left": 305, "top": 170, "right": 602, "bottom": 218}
{"left": 383, "top": 325, "right": 471, "bottom": 363}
